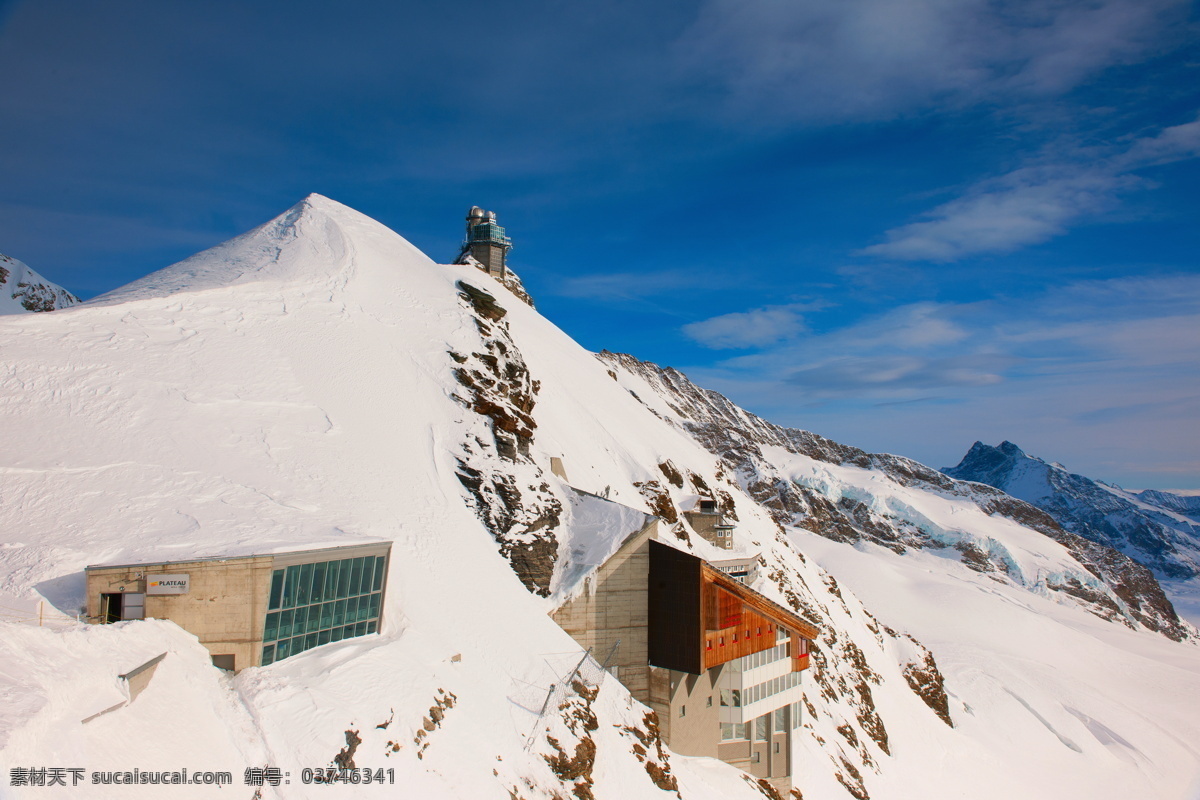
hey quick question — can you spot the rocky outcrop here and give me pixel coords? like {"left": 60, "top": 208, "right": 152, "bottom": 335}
{"left": 453, "top": 284, "right": 561, "bottom": 596}
{"left": 0, "top": 253, "right": 80, "bottom": 314}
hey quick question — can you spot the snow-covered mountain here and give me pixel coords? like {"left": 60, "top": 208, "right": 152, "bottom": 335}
{"left": 2, "top": 195, "right": 1199, "bottom": 800}
{"left": 0, "top": 252, "right": 80, "bottom": 314}
{"left": 944, "top": 441, "right": 1200, "bottom": 583}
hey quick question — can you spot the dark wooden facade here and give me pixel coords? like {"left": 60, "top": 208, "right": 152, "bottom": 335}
{"left": 648, "top": 540, "right": 704, "bottom": 673}
{"left": 648, "top": 540, "right": 818, "bottom": 676}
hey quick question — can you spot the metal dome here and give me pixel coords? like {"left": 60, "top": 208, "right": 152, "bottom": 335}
{"left": 467, "top": 206, "right": 486, "bottom": 220}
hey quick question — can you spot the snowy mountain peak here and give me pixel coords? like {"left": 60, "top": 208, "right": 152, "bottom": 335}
{"left": 90, "top": 193, "right": 434, "bottom": 307}
{"left": 0, "top": 252, "right": 80, "bottom": 315}
{"left": 945, "top": 441, "right": 1200, "bottom": 584}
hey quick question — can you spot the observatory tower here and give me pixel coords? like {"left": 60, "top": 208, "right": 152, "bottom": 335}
{"left": 458, "top": 206, "right": 512, "bottom": 278}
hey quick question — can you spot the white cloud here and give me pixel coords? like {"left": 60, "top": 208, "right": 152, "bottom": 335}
{"left": 859, "top": 167, "right": 1132, "bottom": 261}
{"left": 673, "top": 0, "right": 1185, "bottom": 122}
{"left": 859, "top": 115, "right": 1200, "bottom": 261}
{"left": 550, "top": 270, "right": 696, "bottom": 302}
{"left": 675, "top": 274, "right": 1200, "bottom": 486}
{"left": 683, "top": 305, "right": 808, "bottom": 349}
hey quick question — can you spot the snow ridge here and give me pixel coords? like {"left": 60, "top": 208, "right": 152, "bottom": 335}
{"left": 0, "top": 252, "right": 80, "bottom": 314}
{"left": 945, "top": 441, "right": 1200, "bottom": 582}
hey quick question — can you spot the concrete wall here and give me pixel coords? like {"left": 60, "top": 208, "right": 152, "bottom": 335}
{"left": 86, "top": 555, "right": 273, "bottom": 671}
{"left": 718, "top": 708, "right": 793, "bottom": 793}
{"left": 683, "top": 511, "right": 733, "bottom": 550}
{"left": 552, "top": 520, "right": 658, "bottom": 701}
{"left": 470, "top": 243, "right": 505, "bottom": 277}
{"left": 650, "top": 665, "right": 723, "bottom": 758}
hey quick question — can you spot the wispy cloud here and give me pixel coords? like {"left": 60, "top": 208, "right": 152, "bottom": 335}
{"left": 673, "top": 0, "right": 1187, "bottom": 123}
{"left": 549, "top": 270, "right": 697, "bottom": 302}
{"left": 859, "top": 115, "right": 1200, "bottom": 261}
{"left": 682, "top": 304, "right": 809, "bottom": 349}
{"left": 675, "top": 273, "right": 1200, "bottom": 485}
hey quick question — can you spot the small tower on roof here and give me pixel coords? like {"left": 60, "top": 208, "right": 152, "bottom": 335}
{"left": 458, "top": 206, "right": 512, "bottom": 279}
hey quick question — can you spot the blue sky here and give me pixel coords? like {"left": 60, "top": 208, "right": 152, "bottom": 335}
{"left": 1, "top": 0, "right": 1197, "bottom": 489}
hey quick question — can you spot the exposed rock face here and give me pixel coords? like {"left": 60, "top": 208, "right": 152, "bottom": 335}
{"left": 452, "top": 283, "right": 561, "bottom": 596}
{"left": 598, "top": 352, "right": 1192, "bottom": 641}
{"left": 0, "top": 253, "right": 80, "bottom": 314}
{"left": 945, "top": 441, "right": 1200, "bottom": 582}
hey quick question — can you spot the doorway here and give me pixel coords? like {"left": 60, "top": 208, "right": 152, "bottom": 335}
{"left": 100, "top": 592, "right": 144, "bottom": 623}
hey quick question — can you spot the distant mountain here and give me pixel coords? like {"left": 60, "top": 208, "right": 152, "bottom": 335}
{"left": 0, "top": 252, "right": 80, "bottom": 314}
{"left": 944, "top": 441, "right": 1200, "bottom": 581}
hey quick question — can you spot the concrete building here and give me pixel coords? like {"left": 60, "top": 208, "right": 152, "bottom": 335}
{"left": 683, "top": 498, "right": 736, "bottom": 550}
{"left": 709, "top": 555, "right": 760, "bottom": 586}
{"left": 84, "top": 541, "right": 392, "bottom": 672}
{"left": 457, "top": 206, "right": 512, "bottom": 278}
{"left": 552, "top": 518, "right": 817, "bottom": 794}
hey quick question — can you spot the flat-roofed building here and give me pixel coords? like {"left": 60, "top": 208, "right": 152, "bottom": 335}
{"left": 709, "top": 555, "right": 760, "bottom": 586}
{"left": 552, "top": 511, "right": 817, "bottom": 795}
{"left": 683, "top": 498, "right": 736, "bottom": 550}
{"left": 84, "top": 541, "right": 392, "bottom": 672}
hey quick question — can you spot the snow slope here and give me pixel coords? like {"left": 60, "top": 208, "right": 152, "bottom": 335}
{"left": 0, "top": 253, "right": 79, "bottom": 314}
{"left": 2, "top": 195, "right": 1199, "bottom": 800}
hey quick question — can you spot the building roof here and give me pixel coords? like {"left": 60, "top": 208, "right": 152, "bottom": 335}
{"left": 85, "top": 539, "right": 392, "bottom": 571}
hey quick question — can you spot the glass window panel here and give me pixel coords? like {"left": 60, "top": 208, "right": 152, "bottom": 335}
{"left": 346, "top": 596, "right": 359, "bottom": 622}
{"left": 735, "top": 723, "right": 747, "bottom": 739}
{"left": 287, "top": 607, "right": 302, "bottom": 637}
{"left": 367, "top": 620, "right": 377, "bottom": 634}
{"left": 359, "top": 558, "right": 374, "bottom": 596}
{"left": 333, "top": 599, "right": 346, "bottom": 626}
{"left": 305, "top": 633, "right": 318, "bottom": 651}
{"left": 325, "top": 561, "right": 341, "bottom": 600}
{"left": 368, "top": 593, "right": 380, "bottom": 619}
{"left": 311, "top": 562, "right": 326, "bottom": 603}
{"left": 350, "top": 559, "right": 363, "bottom": 596}
{"left": 261, "top": 644, "right": 275, "bottom": 666}
{"left": 269, "top": 570, "right": 284, "bottom": 610}
{"left": 318, "top": 629, "right": 331, "bottom": 646}
{"left": 279, "top": 609, "right": 294, "bottom": 639}
{"left": 306, "top": 606, "right": 321, "bottom": 633}
{"left": 320, "top": 602, "right": 333, "bottom": 629}
{"left": 297, "top": 563, "right": 313, "bottom": 605}
{"left": 331, "top": 626, "right": 345, "bottom": 642}
{"left": 731, "top": 689, "right": 741, "bottom": 708}
{"left": 337, "top": 559, "right": 351, "bottom": 597}
{"left": 284, "top": 566, "right": 300, "bottom": 609}
{"left": 756, "top": 715, "right": 769, "bottom": 740}
{"left": 276, "top": 638, "right": 292, "bottom": 660}
{"left": 265, "top": 611, "right": 279, "bottom": 642}
{"left": 775, "top": 708, "right": 787, "bottom": 731}
{"left": 373, "top": 557, "right": 385, "bottom": 591}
